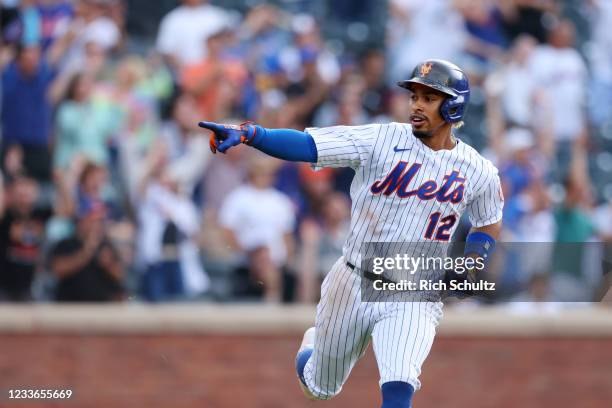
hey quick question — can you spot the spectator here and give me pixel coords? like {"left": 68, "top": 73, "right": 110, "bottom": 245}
{"left": 298, "top": 192, "right": 350, "bottom": 303}
{"left": 37, "top": 0, "right": 74, "bottom": 50}
{"left": 484, "top": 68, "right": 554, "bottom": 175}
{"left": 314, "top": 73, "right": 368, "bottom": 127}
{"left": 387, "top": 0, "right": 466, "bottom": 83}
{"left": 274, "top": 163, "right": 335, "bottom": 225}
{"left": 49, "top": 205, "right": 124, "bottom": 302}
{"left": 202, "top": 140, "right": 247, "bottom": 217}
{"left": 276, "top": 39, "right": 332, "bottom": 128}
{"left": 1, "top": 40, "right": 68, "bottom": 182}
{"left": 551, "top": 145, "right": 595, "bottom": 301}
{"left": 2, "top": 0, "right": 75, "bottom": 52}
{"left": 53, "top": 73, "right": 120, "bottom": 171}
{"left": 455, "top": 0, "right": 507, "bottom": 69}
{"left": 237, "top": 4, "right": 292, "bottom": 121}
{"left": 156, "top": 0, "right": 232, "bottom": 68}
{"left": 159, "top": 93, "right": 209, "bottom": 196}
{"left": 286, "top": 13, "right": 341, "bottom": 87}
{"left": 181, "top": 26, "right": 248, "bottom": 121}
{"left": 136, "top": 144, "right": 209, "bottom": 302}
{"left": 49, "top": 40, "right": 110, "bottom": 105}
{"left": 487, "top": 35, "right": 540, "bottom": 128}
{"left": 554, "top": 175, "right": 594, "bottom": 244}
{"left": 500, "top": 128, "right": 539, "bottom": 197}
{"left": 0, "top": 174, "right": 52, "bottom": 301}
{"left": 586, "top": 0, "right": 612, "bottom": 126}
{"left": 101, "top": 55, "right": 160, "bottom": 200}
{"left": 2, "top": 0, "right": 41, "bottom": 47}
{"left": 60, "top": 0, "right": 120, "bottom": 69}
{"left": 360, "top": 49, "right": 392, "bottom": 119}
{"left": 514, "top": 180, "right": 555, "bottom": 243}
{"left": 499, "top": 0, "right": 558, "bottom": 44}
{"left": 61, "top": 161, "right": 134, "bottom": 273}
{"left": 297, "top": 164, "right": 335, "bottom": 221}
{"left": 497, "top": 180, "right": 555, "bottom": 294}
{"left": 529, "top": 19, "right": 588, "bottom": 147}
{"left": 106, "top": 55, "right": 159, "bottom": 147}
{"left": 200, "top": 135, "right": 247, "bottom": 260}
{"left": 219, "top": 155, "right": 295, "bottom": 303}
{"left": 74, "top": 162, "right": 121, "bottom": 221}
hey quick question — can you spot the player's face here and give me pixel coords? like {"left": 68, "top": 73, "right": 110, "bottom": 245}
{"left": 408, "top": 83, "right": 446, "bottom": 138}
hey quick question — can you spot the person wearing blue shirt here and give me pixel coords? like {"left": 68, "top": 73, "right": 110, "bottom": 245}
{"left": 1, "top": 41, "right": 67, "bottom": 182}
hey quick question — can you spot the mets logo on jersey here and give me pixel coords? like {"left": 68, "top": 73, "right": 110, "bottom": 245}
{"left": 370, "top": 161, "right": 466, "bottom": 203}
{"left": 420, "top": 62, "right": 433, "bottom": 77}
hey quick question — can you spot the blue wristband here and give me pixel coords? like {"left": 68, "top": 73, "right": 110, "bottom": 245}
{"left": 464, "top": 231, "right": 496, "bottom": 261}
{"left": 248, "top": 125, "right": 318, "bottom": 163}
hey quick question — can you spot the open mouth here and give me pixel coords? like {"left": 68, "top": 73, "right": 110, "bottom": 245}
{"left": 410, "top": 114, "right": 428, "bottom": 127}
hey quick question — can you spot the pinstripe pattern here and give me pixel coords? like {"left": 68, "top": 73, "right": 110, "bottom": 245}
{"left": 302, "top": 123, "right": 503, "bottom": 397}
{"left": 303, "top": 258, "right": 443, "bottom": 396}
{"left": 307, "top": 122, "right": 503, "bottom": 267}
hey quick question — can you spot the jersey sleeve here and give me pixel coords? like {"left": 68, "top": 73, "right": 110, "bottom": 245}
{"left": 467, "top": 166, "right": 504, "bottom": 228}
{"left": 305, "top": 124, "right": 378, "bottom": 170}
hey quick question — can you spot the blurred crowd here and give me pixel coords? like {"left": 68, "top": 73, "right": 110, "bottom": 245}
{"left": 0, "top": 0, "right": 610, "bottom": 304}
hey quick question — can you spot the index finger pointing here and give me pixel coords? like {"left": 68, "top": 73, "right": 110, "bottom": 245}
{"left": 198, "top": 121, "right": 223, "bottom": 132}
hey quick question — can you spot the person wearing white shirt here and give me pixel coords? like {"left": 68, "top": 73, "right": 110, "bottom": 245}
{"left": 388, "top": 0, "right": 467, "bottom": 84}
{"left": 156, "top": 0, "right": 232, "bottom": 67}
{"left": 587, "top": 0, "right": 612, "bottom": 125}
{"left": 58, "top": 0, "right": 120, "bottom": 71}
{"left": 137, "top": 166, "right": 209, "bottom": 301}
{"left": 528, "top": 20, "right": 588, "bottom": 143}
{"left": 219, "top": 156, "right": 295, "bottom": 302}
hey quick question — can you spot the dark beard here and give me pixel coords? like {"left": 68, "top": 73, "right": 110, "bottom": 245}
{"left": 412, "top": 129, "right": 433, "bottom": 139}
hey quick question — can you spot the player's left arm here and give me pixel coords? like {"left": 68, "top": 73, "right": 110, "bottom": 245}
{"left": 463, "top": 220, "right": 502, "bottom": 273}
{"left": 464, "top": 164, "right": 504, "bottom": 267}
{"left": 444, "top": 219, "right": 503, "bottom": 296}
{"left": 467, "top": 220, "right": 502, "bottom": 255}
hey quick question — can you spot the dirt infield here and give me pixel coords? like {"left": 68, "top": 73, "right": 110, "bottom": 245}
{"left": 0, "top": 334, "right": 610, "bottom": 408}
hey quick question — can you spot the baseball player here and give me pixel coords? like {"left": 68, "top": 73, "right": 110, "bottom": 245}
{"left": 199, "top": 60, "right": 503, "bottom": 407}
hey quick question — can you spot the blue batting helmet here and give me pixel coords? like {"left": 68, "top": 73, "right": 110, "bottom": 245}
{"left": 397, "top": 59, "right": 470, "bottom": 123}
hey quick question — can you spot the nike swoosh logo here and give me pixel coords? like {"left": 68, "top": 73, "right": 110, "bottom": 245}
{"left": 393, "top": 145, "right": 412, "bottom": 153}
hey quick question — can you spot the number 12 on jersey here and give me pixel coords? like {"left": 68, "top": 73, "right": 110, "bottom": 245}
{"left": 424, "top": 212, "right": 457, "bottom": 241}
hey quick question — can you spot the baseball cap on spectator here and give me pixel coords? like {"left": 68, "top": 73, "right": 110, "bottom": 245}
{"left": 506, "top": 127, "right": 534, "bottom": 153}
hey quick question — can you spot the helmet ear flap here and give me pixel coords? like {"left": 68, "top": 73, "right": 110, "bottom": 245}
{"left": 440, "top": 98, "right": 456, "bottom": 123}
{"left": 440, "top": 96, "right": 466, "bottom": 123}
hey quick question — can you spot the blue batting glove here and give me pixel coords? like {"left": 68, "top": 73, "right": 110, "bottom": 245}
{"left": 198, "top": 121, "right": 257, "bottom": 154}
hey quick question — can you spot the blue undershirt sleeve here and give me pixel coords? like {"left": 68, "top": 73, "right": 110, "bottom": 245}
{"left": 249, "top": 126, "right": 318, "bottom": 163}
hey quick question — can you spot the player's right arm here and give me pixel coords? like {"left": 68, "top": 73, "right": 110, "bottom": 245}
{"left": 198, "top": 121, "right": 377, "bottom": 170}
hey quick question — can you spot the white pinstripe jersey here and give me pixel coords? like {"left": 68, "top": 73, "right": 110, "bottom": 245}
{"left": 307, "top": 122, "right": 504, "bottom": 267}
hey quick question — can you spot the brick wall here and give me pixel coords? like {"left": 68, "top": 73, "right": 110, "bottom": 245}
{"left": 0, "top": 334, "right": 610, "bottom": 408}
